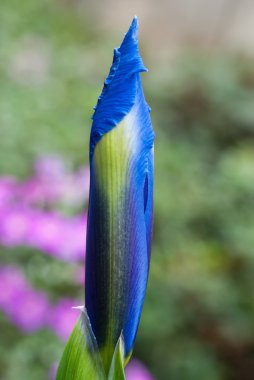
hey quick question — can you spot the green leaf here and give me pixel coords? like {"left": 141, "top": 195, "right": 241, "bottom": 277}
{"left": 107, "top": 335, "right": 126, "bottom": 380}
{"left": 56, "top": 309, "right": 106, "bottom": 380}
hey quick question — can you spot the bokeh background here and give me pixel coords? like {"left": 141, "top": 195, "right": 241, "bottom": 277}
{"left": 1, "top": 1, "right": 254, "bottom": 379}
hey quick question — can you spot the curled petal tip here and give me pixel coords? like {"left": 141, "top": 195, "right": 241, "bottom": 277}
{"left": 90, "top": 17, "right": 148, "bottom": 158}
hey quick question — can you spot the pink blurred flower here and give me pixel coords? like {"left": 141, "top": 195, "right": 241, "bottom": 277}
{"left": 0, "top": 266, "right": 80, "bottom": 337}
{"left": 55, "top": 216, "right": 87, "bottom": 261}
{"left": 28, "top": 212, "right": 67, "bottom": 253}
{"left": 0, "top": 207, "right": 87, "bottom": 261}
{"left": 0, "top": 266, "right": 49, "bottom": 331}
{"left": 34, "top": 156, "right": 66, "bottom": 180}
{"left": 0, "top": 157, "right": 90, "bottom": 209}
{"left": 19, "top": 178, "right": 61, "bottom": 206}
{"left": 0, "top": 266, "right": 27, "bottom": 309}
{"left": 0, "top": 208, "right": 31, "bottom": 245}
{"left": 0, "top": 177, "right": 17, "bottom": 208}
{"left": 20, "top": 156, "right": 67, "bottom": 206}
{"left": 49, "top": 299, "right": 79, "bottom": 341}
{"left": 21, "top": 156, "right": 90, "bottom": 208}
{"left": 28, "top": 211, "right": 87, "bottom": 261}
{"left": 126, "top": 360, "right": 155, "bottom": 380}
{"left": 0, "top": 267, "right": 155, "bottom": 379}
{"left": 8, "top": 289, "right": 49, "bottom": 332}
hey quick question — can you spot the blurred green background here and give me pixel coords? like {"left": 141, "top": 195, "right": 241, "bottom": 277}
{"left": 1, "top": 0, "right": 254, "bottom": 379}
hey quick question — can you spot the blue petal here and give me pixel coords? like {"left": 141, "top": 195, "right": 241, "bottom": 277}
{"left": 90, "top": 16, "right": 148, "bottom": 159}
{"left": 144, "top": 147, "right": 154, "bottom": 262}
{"left": 85, "top": 16, "right": 154, "bottom": 374}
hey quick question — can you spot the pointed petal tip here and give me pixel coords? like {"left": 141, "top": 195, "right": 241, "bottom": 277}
{"left": 131, "top": 15, "right": 139, "bottom": 33}
{"left": 120, "top": 16, "right": 139, "bottom": 49}
{"left": 128, "top": 15, "right": 139, "bottom": 38}
{"left": 90, "top": 14, "right": 149, "bottom": 156}
{"left": 118, "top": 16, "right": 148, "bottom": 73}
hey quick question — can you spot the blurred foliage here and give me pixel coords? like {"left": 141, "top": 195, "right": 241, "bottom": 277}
{"left": 1, "top": 0, "right": 254, "bottom": 379}
{"left": 139, "top": 55, "right": 254, "bottom": 380}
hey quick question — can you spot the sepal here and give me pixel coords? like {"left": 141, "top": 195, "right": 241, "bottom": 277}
{"left": 56, "top": 310, "right": 106, "bottom": 380}
{"left": 108, "top": 335, "right": 126, "bottom": 380}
